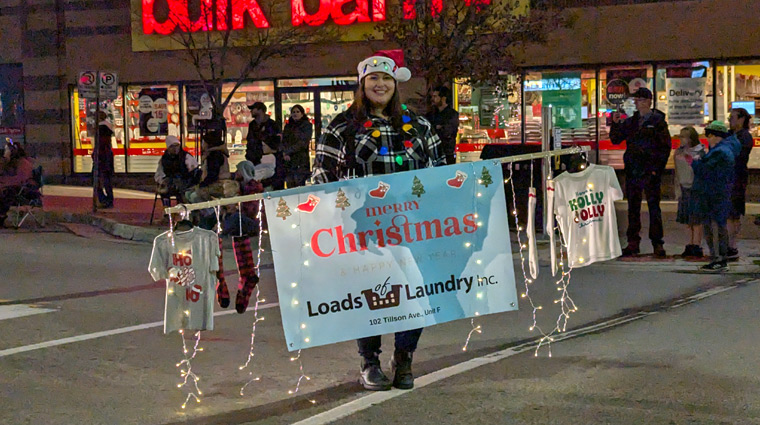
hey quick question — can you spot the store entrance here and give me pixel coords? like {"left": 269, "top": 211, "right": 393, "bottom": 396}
{"left": 276, "top": 85, "right": 357, "bottom": 148}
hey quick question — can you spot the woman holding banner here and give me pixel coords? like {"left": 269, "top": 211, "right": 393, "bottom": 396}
{"left": 311, "top": 51, "right": 446, "bottom": 391}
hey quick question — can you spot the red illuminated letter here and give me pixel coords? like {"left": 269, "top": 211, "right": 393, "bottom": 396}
{"left": 291, "top": 0, "right": 332, "bottom": 26}
{"left": 142, "top": 0, "right": 177, "bottom": 35}
{"left": 372, "top": 0, "right": 385, "bottom": 21}
{"left": 232, "top": 0, "right": 270, "bottom": 29}
{"left": 331, "top": 0, "right": 371, "bottom": 25}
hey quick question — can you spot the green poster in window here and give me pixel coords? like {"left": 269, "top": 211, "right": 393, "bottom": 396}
{"left": 541, "top": 72, "right": 582, "bottom": 129}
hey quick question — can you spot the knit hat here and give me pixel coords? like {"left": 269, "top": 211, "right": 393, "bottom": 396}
{"left": 705, "top": 120, "right": 729, "bottom": 137}
{"left": 631, "top": 87, "right": 653, "bottom": 99}
{"left": 165, "top": 135, "right": 181, "bottom": 148}
{"left": 357, "top": 50, "right": 411, "bottom": 83}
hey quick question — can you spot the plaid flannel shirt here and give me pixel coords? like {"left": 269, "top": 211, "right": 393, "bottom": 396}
{"left": 311, "top": 111, "right": 446, "bottom": 184}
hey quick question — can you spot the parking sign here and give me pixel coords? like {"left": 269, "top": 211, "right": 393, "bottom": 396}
{"left": 78, "top": 71, "right": 97, "bottom": 99}
{"left": 99, "top": 71, "right": 118, "bottom": 100}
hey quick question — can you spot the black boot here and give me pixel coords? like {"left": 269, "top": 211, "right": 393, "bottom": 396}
{"left": 621, "top": 243, "right": 640, "bottom": 257}
{"left": 390, "top": 350, "right": 414, "bottom": 390}
{"left": 359, "top": 354, "right": 391, "bottom": 391}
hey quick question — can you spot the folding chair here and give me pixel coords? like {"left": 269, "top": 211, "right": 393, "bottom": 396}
{"left": 12, "top": 165, "right": 44, "bottom": 228}
{"left": 150, "top": 186, "right": 182, "bottom": 225}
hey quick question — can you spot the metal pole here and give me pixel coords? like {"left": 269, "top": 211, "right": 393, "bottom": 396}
{"left": 541, "top": 105, "right": 553, "bottom": 234}
{"left": 92, "top": 75, "right": 100, "bottom": 213}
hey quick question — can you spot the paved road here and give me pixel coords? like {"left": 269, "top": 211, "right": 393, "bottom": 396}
{"left": 291, "top": 278, "right": 760, "bottom": 425}
{"left": 0, "top": 231, "right": 755, "bottom": 425}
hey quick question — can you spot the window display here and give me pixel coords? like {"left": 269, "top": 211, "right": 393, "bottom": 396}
{"left": 70, "top": 88, "right": 126, "bottom": 173}
{"left": 455, "top": 76, "right": 522, "bottom": 162}
{"left": 125, "top": 84, "right": 181, "bottom": 173}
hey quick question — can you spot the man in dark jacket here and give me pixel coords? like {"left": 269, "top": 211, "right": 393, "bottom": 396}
{"left": 426, "top": 86, "right": 459, "bottom": 165}
{"left": 610, "top": 87, "right": 672, "bottom": 257}
{"left": 246, "top": 101, "right": 284, "bottom": 190}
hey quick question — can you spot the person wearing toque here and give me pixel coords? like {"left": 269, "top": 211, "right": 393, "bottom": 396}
{"left": 311, "top": 50, "right": 446, "bottom": 392}
{"left": 610, "top": 87, "right": 672, "bottom": 258}
{"left": 691, "top": 120, "right": 741, "bottom": 272}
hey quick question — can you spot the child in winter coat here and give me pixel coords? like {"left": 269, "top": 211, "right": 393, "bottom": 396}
{"left": 674, "top": 126, "right": 706, "bottom": 258}
{"left": 691, "top": 121, "right": 741, "bottom": 272}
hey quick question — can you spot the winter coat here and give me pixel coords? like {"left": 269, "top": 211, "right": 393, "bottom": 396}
{"left": 91, "top": 125, "right": 114, "bottom": 176}
{"left": 731, "top": 128, "right": 754, "bottom": 196}
{"left": 282, "top": 118, "right": 313, "bottom": 174}
{"left": 610, "top": 109, "right": 672, "bottom": 178}
{"left": 673, "top": 143, "right": 706, "bottom": 193}
{"left": 155, "top": 149, "right": 199, "bottom": 184}
{"left": 199, "top": 145, "right": 231, "bottom": 187}
{"left": 0, "top": 156, "right": 34, "bottom": 189}
{"left": 691, "top": 135, "right": 741, "bottom": 223}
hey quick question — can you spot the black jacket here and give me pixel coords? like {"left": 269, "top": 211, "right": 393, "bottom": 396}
{"left": 426, "top": 105, "right": 459, "bottom": 155}
{"left": 245, "top": 117, "right": 281, "bottom": 165}
{"left": 282, "top": 118, "right": 313, "bottom": 173}
{"left": 610, "top": 108, "right": 672, "bottom": 177}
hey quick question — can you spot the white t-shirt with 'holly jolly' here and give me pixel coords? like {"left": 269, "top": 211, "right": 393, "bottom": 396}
{"left": 553, "top": 164, "right": 623, "bottom": 268}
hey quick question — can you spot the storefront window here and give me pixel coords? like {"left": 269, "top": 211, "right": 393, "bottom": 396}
{"left": 125, "top": 84, "right": 181, "bottom": 173}
{"left": 524, "top": 70, "right": 595, "bottom": 150}
{"left": 455, "top": 75, "right": 522, "bottom": 162}
{"left": 599, "top": 66, "right": 653, "bottom": 168}
{"left": 277, "top": 77, "right": 357, "bottom": 88}
{"left": 656, "top": 62, "right": 712, "bottom": 134}
{"left": 717, "top": 61, "right": 760, "bottom": 169}
{"left": 70, "top": 88, "right": 126, "bottom": 173}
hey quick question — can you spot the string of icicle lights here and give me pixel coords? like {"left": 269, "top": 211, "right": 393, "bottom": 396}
{"left": 507, "top": 163, "right": 577, "bottom": 357}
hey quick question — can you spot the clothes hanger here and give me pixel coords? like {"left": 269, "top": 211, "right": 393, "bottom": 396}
{"left": 174, "top": 204, "right": 194, "bottom": 232}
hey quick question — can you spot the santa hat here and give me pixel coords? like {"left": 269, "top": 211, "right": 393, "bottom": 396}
{"left": 357, "top": 49, "right": 411, "bottom": 83}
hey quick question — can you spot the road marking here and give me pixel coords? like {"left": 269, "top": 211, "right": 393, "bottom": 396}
{"left": 293, "top": 280, "right": 757, "bottom": 425}
{"left": 0, "top": 305, "right": 58, "bottom": 321}
{"left": 0, "top": 303, "right": 279, "bottom": 358}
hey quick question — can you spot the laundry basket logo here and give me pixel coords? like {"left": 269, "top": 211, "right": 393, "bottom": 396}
{"left": 361, "top": 285, "right": 402, "bottom": 311}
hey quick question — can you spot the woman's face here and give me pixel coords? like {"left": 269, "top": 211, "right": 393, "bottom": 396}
{"left": 679, "top": 130, "right": 691, "bottom": 146}
{"left": 363, "top": 72, "right": 396, "bottom": 109}
{"left": 290, "top": 108, "right": 303, "bottom": 120}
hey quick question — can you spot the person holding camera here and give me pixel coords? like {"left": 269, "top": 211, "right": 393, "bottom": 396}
{"left": 610, "top": 87, "right": 672, "bottom": 258}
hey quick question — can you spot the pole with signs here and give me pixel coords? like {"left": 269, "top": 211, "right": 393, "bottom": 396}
{"left": 79, "top": 70, "right": 118, "bottom": 212}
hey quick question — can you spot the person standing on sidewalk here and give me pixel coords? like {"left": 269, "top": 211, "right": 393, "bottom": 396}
{"left": 726, "top": 107, "right": 754, "bottom": 259}
{"left": 674, "top": 126, "right": 706, "bottom": 258}
{"left": 282, "top": 104, "right": 313, "bottom": 188}
{"left": 610, "top": 87, "right": 672, "bottom": 257}
{"left": 692, "top": 121, "right": 741, "bottom": 272}
{"left": 311, "top": 51, "right": 445, "bottom": 391}
{"left": 426, "top": 85, "right": 459, "bottom": 165}
{"left": 246, "top": 102, "right": 284, "bottom": 190}
{"left": 93, "top": 122, "right": 115, "bottom": 209}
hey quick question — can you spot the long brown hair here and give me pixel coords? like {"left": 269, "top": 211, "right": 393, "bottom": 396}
{"left": 349, "top": 76, "right": 405, "bottom": 131}
{"left": 680, "top": 126, "right": 701, "bottom": 148}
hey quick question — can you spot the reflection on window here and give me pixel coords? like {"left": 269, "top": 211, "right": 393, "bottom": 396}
{"left": 718, "top": 62, "right": 760, "bottom": 169}
{"left": 125, "top": 84, "right": 181, "bottom": 173}
{"left": 455, "top": 76, "right": 522, "bottom": 162}
{"left": 71, "top": 88, "right": 125, "bottom": 173}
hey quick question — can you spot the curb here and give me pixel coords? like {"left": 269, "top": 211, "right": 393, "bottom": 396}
{"left": 7, "top": 209, "right": 163, "bottom": 243}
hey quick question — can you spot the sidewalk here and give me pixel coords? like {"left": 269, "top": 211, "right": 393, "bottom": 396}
{"left": 7, "top": 184, "right": 760, "bottom": 273}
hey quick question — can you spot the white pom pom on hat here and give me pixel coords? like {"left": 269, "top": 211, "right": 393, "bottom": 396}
{"left": 357, "top": 49, "right": 412, "bottom": 83}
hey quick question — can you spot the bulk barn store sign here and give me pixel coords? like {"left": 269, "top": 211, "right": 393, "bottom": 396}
{"left": 132, "top": 0, "right": 509, "bottom": 50}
